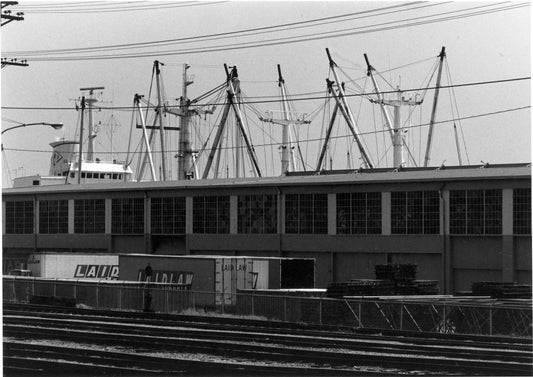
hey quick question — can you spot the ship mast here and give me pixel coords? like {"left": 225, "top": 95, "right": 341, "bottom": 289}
{"left": 202, "top": 65, "right": 262, "bottom": 179}
{"left": 424, "top": 46, "right": 446, "bottom": 167}
{"left": 365, "top": 53, "right": 422, "bottom": 168}
{"left": 323, "top": 48, "right": 374, "bottom": 169}
{"left": 177, "top": 63, "right": 194, "bottom": 180}
{"left": 260, "top": 65, "right": 310, "bottom": 175}
{"left": 80, "top": 86, "right": 104, "bottom": 162}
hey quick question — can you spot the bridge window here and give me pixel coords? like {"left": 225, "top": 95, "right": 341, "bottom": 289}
{"left": 285, "top": 193, "right": 327, "bottom": 234}
{"left": 39, "top": 200, "right": 68, "bottom": 234}
{"left": 193, "top": 196, "right": 229, "bottom": 234}
{"left": 151, "top": 197, "right": 186, "bottom": 234}
{"left": 450, "top": 189, "right": 501, "bottom": 234}
{"left": 5, "top": 201, "right": 34, "bottom": 234}
{"left": 74, "top": 199, "right": 105, "bottom": 233}
{"left": 238, "top": 194, "right": 277, "bottom": 234}
{"left": 513, "top": 188, "right": 531, "bottom": 235}
{"left": 391, "top": 191, "right": 440, "bottom": 234}
{"left": 111, "top": 198, "right": 144, "bottom": 234}
{"left": 337, "top": 192, "right": 381, "bottom": 234}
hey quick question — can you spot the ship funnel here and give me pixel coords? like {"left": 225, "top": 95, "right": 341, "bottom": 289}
{"left": 49, "top": 140, "right": 79, "bottom": 176}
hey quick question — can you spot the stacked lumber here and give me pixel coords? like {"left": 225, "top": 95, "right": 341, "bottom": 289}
{"left": 326, "top": 264, "right": 439, "bottom": 298}
{"left": 471, "top": 282, "right": 532, "bottom": 299}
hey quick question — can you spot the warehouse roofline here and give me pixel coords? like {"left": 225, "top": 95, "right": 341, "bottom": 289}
{"left": 3, "top": 162, "right": 531, "bottom": 196}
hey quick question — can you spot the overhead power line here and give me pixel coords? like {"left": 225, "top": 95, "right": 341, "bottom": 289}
{"left": 3, "top": 105, "right": 530, "bottom": 154}
{"left": 13, "top": 1, "right": 227, "bottom": 13}
{"left": 5, "top": 2, "right": 429, "bottom": 56}
{"left": 2, "top": 2, "right": 528, "bottom": 61}
{"left": 2, "top": 76, "right": 530, "bottom": 111}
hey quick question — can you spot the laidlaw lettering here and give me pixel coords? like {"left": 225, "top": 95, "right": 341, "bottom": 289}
{"left": 138, "top": 269, "right": 194, "bottom": 285}
{"left": 74, "top": 265, "right": 119, "bottom": 280}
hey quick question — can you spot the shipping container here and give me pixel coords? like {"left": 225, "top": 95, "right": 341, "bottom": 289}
{"left": 118, "top": 254, "right": 315, "bottom": 306}
{"left": 26, "top": 253, "right": 119, "bottom": 280}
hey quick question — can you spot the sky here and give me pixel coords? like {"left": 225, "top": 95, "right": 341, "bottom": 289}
{"left": 1, "top": 0, "right": 530, "bottom": 186}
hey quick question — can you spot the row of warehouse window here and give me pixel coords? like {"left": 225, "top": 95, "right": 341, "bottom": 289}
{"left": 3, "top": 188, "right": 531, "bottom": 235}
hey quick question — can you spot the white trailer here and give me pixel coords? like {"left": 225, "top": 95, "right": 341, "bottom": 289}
{"left": 27, "top": 253, "right": 119, "bottom": 280}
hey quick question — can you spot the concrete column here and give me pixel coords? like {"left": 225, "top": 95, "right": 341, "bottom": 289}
{"left": 230, "top": 196, "right": 238, "bottom": 234}
{"left": 34, "top": 198, "right": 39, "bottom": 234}
{"left": 68, "top": 199, "right": 74, "bottom": 234}
{"left": 441, "top": 190, "right": 452, "bottom": 294}
{"left": 2, "top": 201, "right": 5, "bottom": 235}
{"left": 501, "top": 189, "right": 515, "bottom": 282}
{"left": 280, "top": 194, "right": 286, "bottom": 235}
{"left": 144, "top": 196, "right": 151, "bottom": 234}
{"left": 185, "top": 197, "right": 193, "bottom": 234}
{"left": 328, "top": 193, "right": 336, "bottom": 235}
{"left": 105, "top": 198, "right": 112, "bottom": 234}
{"left": 382, "top": 192, "right": 391, "bottom": 235}
{"left": 502, "top": 189, "right": 513, "bottom": 236}
{"left": 443, "top": 190, "right": 450, "bottom": 235}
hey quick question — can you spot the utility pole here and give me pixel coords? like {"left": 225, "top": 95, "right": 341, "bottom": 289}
{"left": 1, "top": 2, "right": 28, "bottom": 68}
{"left": 1, "top": 1, "right": 23, "bottom": 26}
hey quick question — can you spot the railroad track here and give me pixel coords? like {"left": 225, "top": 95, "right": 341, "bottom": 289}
{"left": 3, "top": 302, "right": 532, "bottom": 376}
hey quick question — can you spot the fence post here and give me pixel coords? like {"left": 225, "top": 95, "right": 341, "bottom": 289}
{"left": 251, "top": 292, "right": 254, "bottom": 317}
{"left": 443, "top": 304, "right": 447, "bottom": 333}
{"left": 359, "top": 300, "right": 362, "bottom": 327}
{"left": 400, "top": 302, "right": 404, "bottom": 331}
{"left": 166, "top": 289, "right": 169, "bottom": 313}
{"left": 54, "top": 278, "right": 57, "bottom": 297}
{"left": 489, "top": 306, "right": 493, "bottom": 336}
{"left": 11, "top": 278, "right": 16, "bottom": 301}
{"left": 118, "top": 285, "right": 122, "bottom": 310}
{"left": 319, "top": 298, "right": 322, "bottom": 325}
{"left": 284, "top": 296, "right": 287, "bottom": 322}
{"left": 96, "top": 282, "right": 99, "bottom": 309}
{"left": 73, "top": 280, "right": 77, "bottom": 303}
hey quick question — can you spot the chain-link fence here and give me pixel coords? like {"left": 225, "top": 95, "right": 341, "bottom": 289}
{"left": 4, "top": 277, "right": 531, "bottom": 338}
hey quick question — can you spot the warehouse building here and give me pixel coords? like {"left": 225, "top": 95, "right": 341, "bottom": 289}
{"left": 3, "top": 163, "right": 531, "bottom": 293}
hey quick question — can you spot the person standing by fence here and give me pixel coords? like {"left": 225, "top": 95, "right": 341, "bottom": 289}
{"left": 144, "top": 263, "right": 153, "bottom": 283}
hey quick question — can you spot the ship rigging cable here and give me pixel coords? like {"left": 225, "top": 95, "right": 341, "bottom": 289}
{"left": 3, "top": 76, "right": 529, "bottom": 111}
{"left": 5, "top": 105, "right": 530, "bottom": 155}
{"left": 3, "top": 2, "right": 527, "bottom": 61}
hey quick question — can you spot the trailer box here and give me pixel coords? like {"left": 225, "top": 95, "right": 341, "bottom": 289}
{"left": 27, "top": 253, "right": 119, "bottom": 280}
{"left": 118, "top": 254, "right": 315, "bottom": 306}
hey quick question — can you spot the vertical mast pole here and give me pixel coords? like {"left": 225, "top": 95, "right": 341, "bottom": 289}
{"left": 424, "top": 46, "right": 446, "bottom": 167}
{"left": 154, "top": 60, "right": 167, "bottom": 180}
{"left": 453, "top": 123, "right": 463, "bottom": 166}
{"left": 326, "top": 48, "right": 374, "bottom": 169}
{"left": 86, "top": 91, "right": 95, "bottom": 162}
{"left": 393, "top": 92, "right": 405, "bottom": 167}
{"left": 135, "top": 94, "right": 157, "bottom": 181}
{"left": 77, "top": 97, "right": 85, "bottom": 184}
{"left": 225, "top": 65, "right": 262, "bottom": 177}
{"left": 178, "top": 63, "right": 192, "bottom": 180}
{"left": 364, "top": 54, "right": 394, "bottom": 139}
{"left": 278, "top": 64, "right": 291, "bottom": 175}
